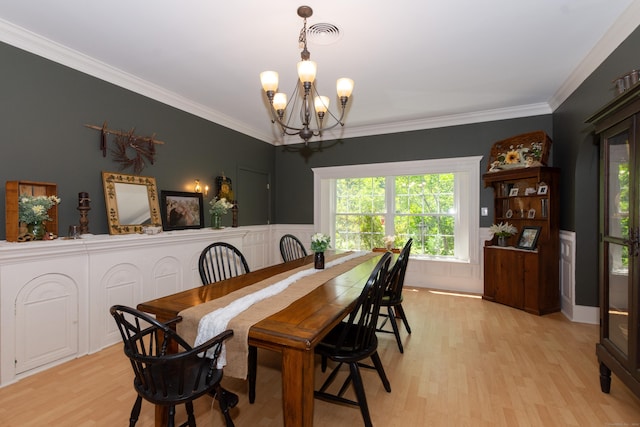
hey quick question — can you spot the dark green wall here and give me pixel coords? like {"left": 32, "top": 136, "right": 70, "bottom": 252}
{"left": 3, "top": 22, "right": 639, "bottom": 308}
{"left": 0, "top": 42, "right": 275, "bottom": 238}
{"left": 275, "top": 25, "right": 640, "bottom": 308}
{"left": 274, "top": 116, "right": 553, "bottom": 226}
{"left": 554, "top": 25, "right": 640, "bottom": 306}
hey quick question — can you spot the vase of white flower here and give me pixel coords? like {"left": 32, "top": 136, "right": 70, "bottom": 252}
{"left": 209, "top": 197, "right": 234, "bottom": 229}
{"left": 489, "top": 222, "right": 517, "bottom": 247}
{"left": 211, "top": 213, "right": 222, "bottom": 229}
{"left": 27, "top": 221, "right": 46, "bottom": 240}
{"left": 314, "top": 252, "right": 325, "bottom": 269}
{"left": 18, "top": 194, "right": 61, "bottom": 240}
{"left": 311, "top": 233, "right": 331, "bottom": 269}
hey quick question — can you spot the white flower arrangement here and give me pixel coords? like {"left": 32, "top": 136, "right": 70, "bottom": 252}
{"left": 383, "top": 235, "right": 396, "bottom": 250}
{"left": 18, "top": 194, "right": 61, "bottom": 224}
{"left": 311, "top": 233, "right": 331, "bottom": 252}
{"left": 489, "top": 222, "right": 517, "bottom": 237}
{"left": 209, "top": 197, "right": 234, "bottom": 216}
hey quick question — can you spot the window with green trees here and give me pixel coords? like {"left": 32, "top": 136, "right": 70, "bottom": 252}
{"left": 313, "top": 157, "right": 481, "bottom": 263}
{"left": 335, "top": 174, "right": 455, "bottom": 256}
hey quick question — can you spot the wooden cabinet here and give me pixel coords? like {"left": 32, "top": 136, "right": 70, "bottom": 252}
{"left": 587, "top": 83, "right": 640, "bottom": 398}
{"left": 483, "top": 166, "right": 560, "bottom": 315}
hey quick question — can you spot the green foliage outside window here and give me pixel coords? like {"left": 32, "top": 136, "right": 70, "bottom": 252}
{"left": 334, "top": 173, "right": 456, "bottom": 256}
{"left": 619, "top": 163, "right": 629, "bottom": 269}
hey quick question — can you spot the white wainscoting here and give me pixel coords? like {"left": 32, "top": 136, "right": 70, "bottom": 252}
{"left": 0, "top": 224, "right": 591, "bottom": 387}
{"left": 0, "top": 226, "right": 270, "bottom": 387}
{"left": 559, "top": 230, "right": 599, "bottom": 324}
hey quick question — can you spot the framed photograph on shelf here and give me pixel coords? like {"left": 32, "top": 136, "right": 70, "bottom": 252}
{"left": 509, "top": 188, "right": 519, "bottom": 197}
{"left": 160, "top": 190, "right": 204, "bottom": 231}
{"left": 537, "top": 184, "right": 548, "bottom": 195}
{"left": 527, "top": 208, "right": 536, "bottom": 219}
{"left": 516, "top": 226, "right": 541, "bottom": 250}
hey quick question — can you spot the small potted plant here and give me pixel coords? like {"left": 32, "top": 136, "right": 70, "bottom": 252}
{"left": 489, "top": 222, "right": 517, "bottom": 247}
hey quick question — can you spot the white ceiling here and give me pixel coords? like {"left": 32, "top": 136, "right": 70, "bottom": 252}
{"left": 0, "top": 1, "right": 639, "bottom": 145}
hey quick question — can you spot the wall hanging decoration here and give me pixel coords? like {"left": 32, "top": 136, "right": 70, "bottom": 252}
{"left": 85, "top": 122, "right": 164, "bottom": 174}
{"left": 215, "top": 174, "right": 234, "bottom": 201}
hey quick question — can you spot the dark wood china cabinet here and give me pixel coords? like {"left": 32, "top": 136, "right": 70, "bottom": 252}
{"left": 587, "top": 82, "right": 640, "bottom": 398}
{"left": 483, "top": 166, "right": 560, "bottom": 315}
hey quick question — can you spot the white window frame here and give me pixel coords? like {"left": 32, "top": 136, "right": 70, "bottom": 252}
{"left": 312, "top": 156, "right": 482, "bottom": 263}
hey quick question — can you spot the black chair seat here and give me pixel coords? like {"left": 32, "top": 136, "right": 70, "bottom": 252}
{"left": 381, "top": 292, "right": 402, "bottom": 305}
{"left": 132, "top": 358, "right": 224, "bottom": 406}
{"left": 316, "top": 323, "right": 381, "bottom": 360}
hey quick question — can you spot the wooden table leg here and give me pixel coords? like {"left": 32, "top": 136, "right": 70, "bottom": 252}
{"left": 281, "top": 347, "right": 315, "bottom": 427}
{"left": 155, "top": 405, "right": 168, "bottom": 427}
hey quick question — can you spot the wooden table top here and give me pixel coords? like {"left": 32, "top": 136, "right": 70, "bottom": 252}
{"left": 137, "top": 252, "right": 382, "bottom": 351}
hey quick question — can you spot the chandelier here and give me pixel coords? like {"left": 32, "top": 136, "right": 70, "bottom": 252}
{"left": 260, "top": 6, "right": 354, "bottom": 145}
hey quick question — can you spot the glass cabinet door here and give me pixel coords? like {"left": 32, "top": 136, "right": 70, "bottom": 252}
{"left": 602, "top": 123, "right": 633, "bottom": 358}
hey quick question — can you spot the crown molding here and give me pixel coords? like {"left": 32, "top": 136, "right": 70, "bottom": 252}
{"left": 0, "top": 9, "right": 634, "bottom": 147}
{"left": 0, "top": 18, "right": 272, "bottom": 143}
{"left": 323, "top": 103, "right": 552, "bottom": 141}
{"left": 549, "top": 1, "right": 640, "bottom": 111}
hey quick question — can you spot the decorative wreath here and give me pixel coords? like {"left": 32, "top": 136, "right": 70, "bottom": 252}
{"left": 110, "top": 133, "right": 156, "bottom": 174}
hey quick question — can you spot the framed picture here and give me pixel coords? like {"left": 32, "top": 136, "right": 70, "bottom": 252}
{"left": 516, "top": 226, "right": 541, "bottom": 250}
{"left": 509, "top": 188, "right": 519, "bottom": 197}
{"left": 537, "top": 184, "right": 548, "bottom": 195}
{"left": 505, "top": 209, "right": 513, "bottom": 219}
{"left": 216, "top": 175, "right": 234, "bottom": 201}
{"left": 527, "top": 208, "right": 536, "bottom": 219}
{"left": 160, "top": 190, "right": 204, "bottom": 231}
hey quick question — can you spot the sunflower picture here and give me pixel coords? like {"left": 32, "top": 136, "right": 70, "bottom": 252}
{"left": 505, "top": 150, "right": 521, "bottom": 164}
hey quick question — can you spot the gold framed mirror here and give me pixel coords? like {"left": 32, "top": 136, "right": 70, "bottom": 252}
{"left": 101, "top": 171, "right": 162, "bottom": 234}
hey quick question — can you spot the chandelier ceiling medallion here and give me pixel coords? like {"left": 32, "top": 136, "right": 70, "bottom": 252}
{"left": 260, "top": 6, "right": 354, "bottom": 145}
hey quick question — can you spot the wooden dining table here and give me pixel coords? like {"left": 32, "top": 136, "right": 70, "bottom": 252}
{"left": 136, "top": 251, "right": 383, "bottom": 427}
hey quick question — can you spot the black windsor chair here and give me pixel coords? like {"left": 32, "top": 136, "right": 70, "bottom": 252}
{"left": 197, "top": 242, "right": 259, "bottom": 404}
{"left": 198, "top": 242, "right": 250, "bottom": 285}
{"left": 279, "top": 234, "right": 308, "bottom": 262}
{"left": 314, "top": 251, "right": 393, "bottom": 427}
{"left": 376, "top": 238, "right": 413, "bottom": 353}
{"left": 110, "top": 305, "right": 236, "bottom": 427}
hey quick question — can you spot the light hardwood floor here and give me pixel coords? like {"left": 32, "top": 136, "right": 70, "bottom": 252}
{"left": 1, "top": 288, "right": 639, "bottom": 426}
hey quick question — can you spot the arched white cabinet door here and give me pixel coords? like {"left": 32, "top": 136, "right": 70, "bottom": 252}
{"left": 15, "top": 274, "right": 79, "bottom": 374}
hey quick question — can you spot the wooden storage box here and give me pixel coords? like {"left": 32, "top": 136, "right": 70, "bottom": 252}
{"left": 487, "top": 131, "right": 552, "bottom": 172}
{"left": 5, "top": 181, "right": 58, "bottom": 242}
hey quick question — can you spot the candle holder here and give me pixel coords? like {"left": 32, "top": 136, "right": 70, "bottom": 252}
{"left": 78, "top": 192, "right": 91, "bottom": 234}
{"left": 232, "top": 202, "right": 238, "bottom": 228}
